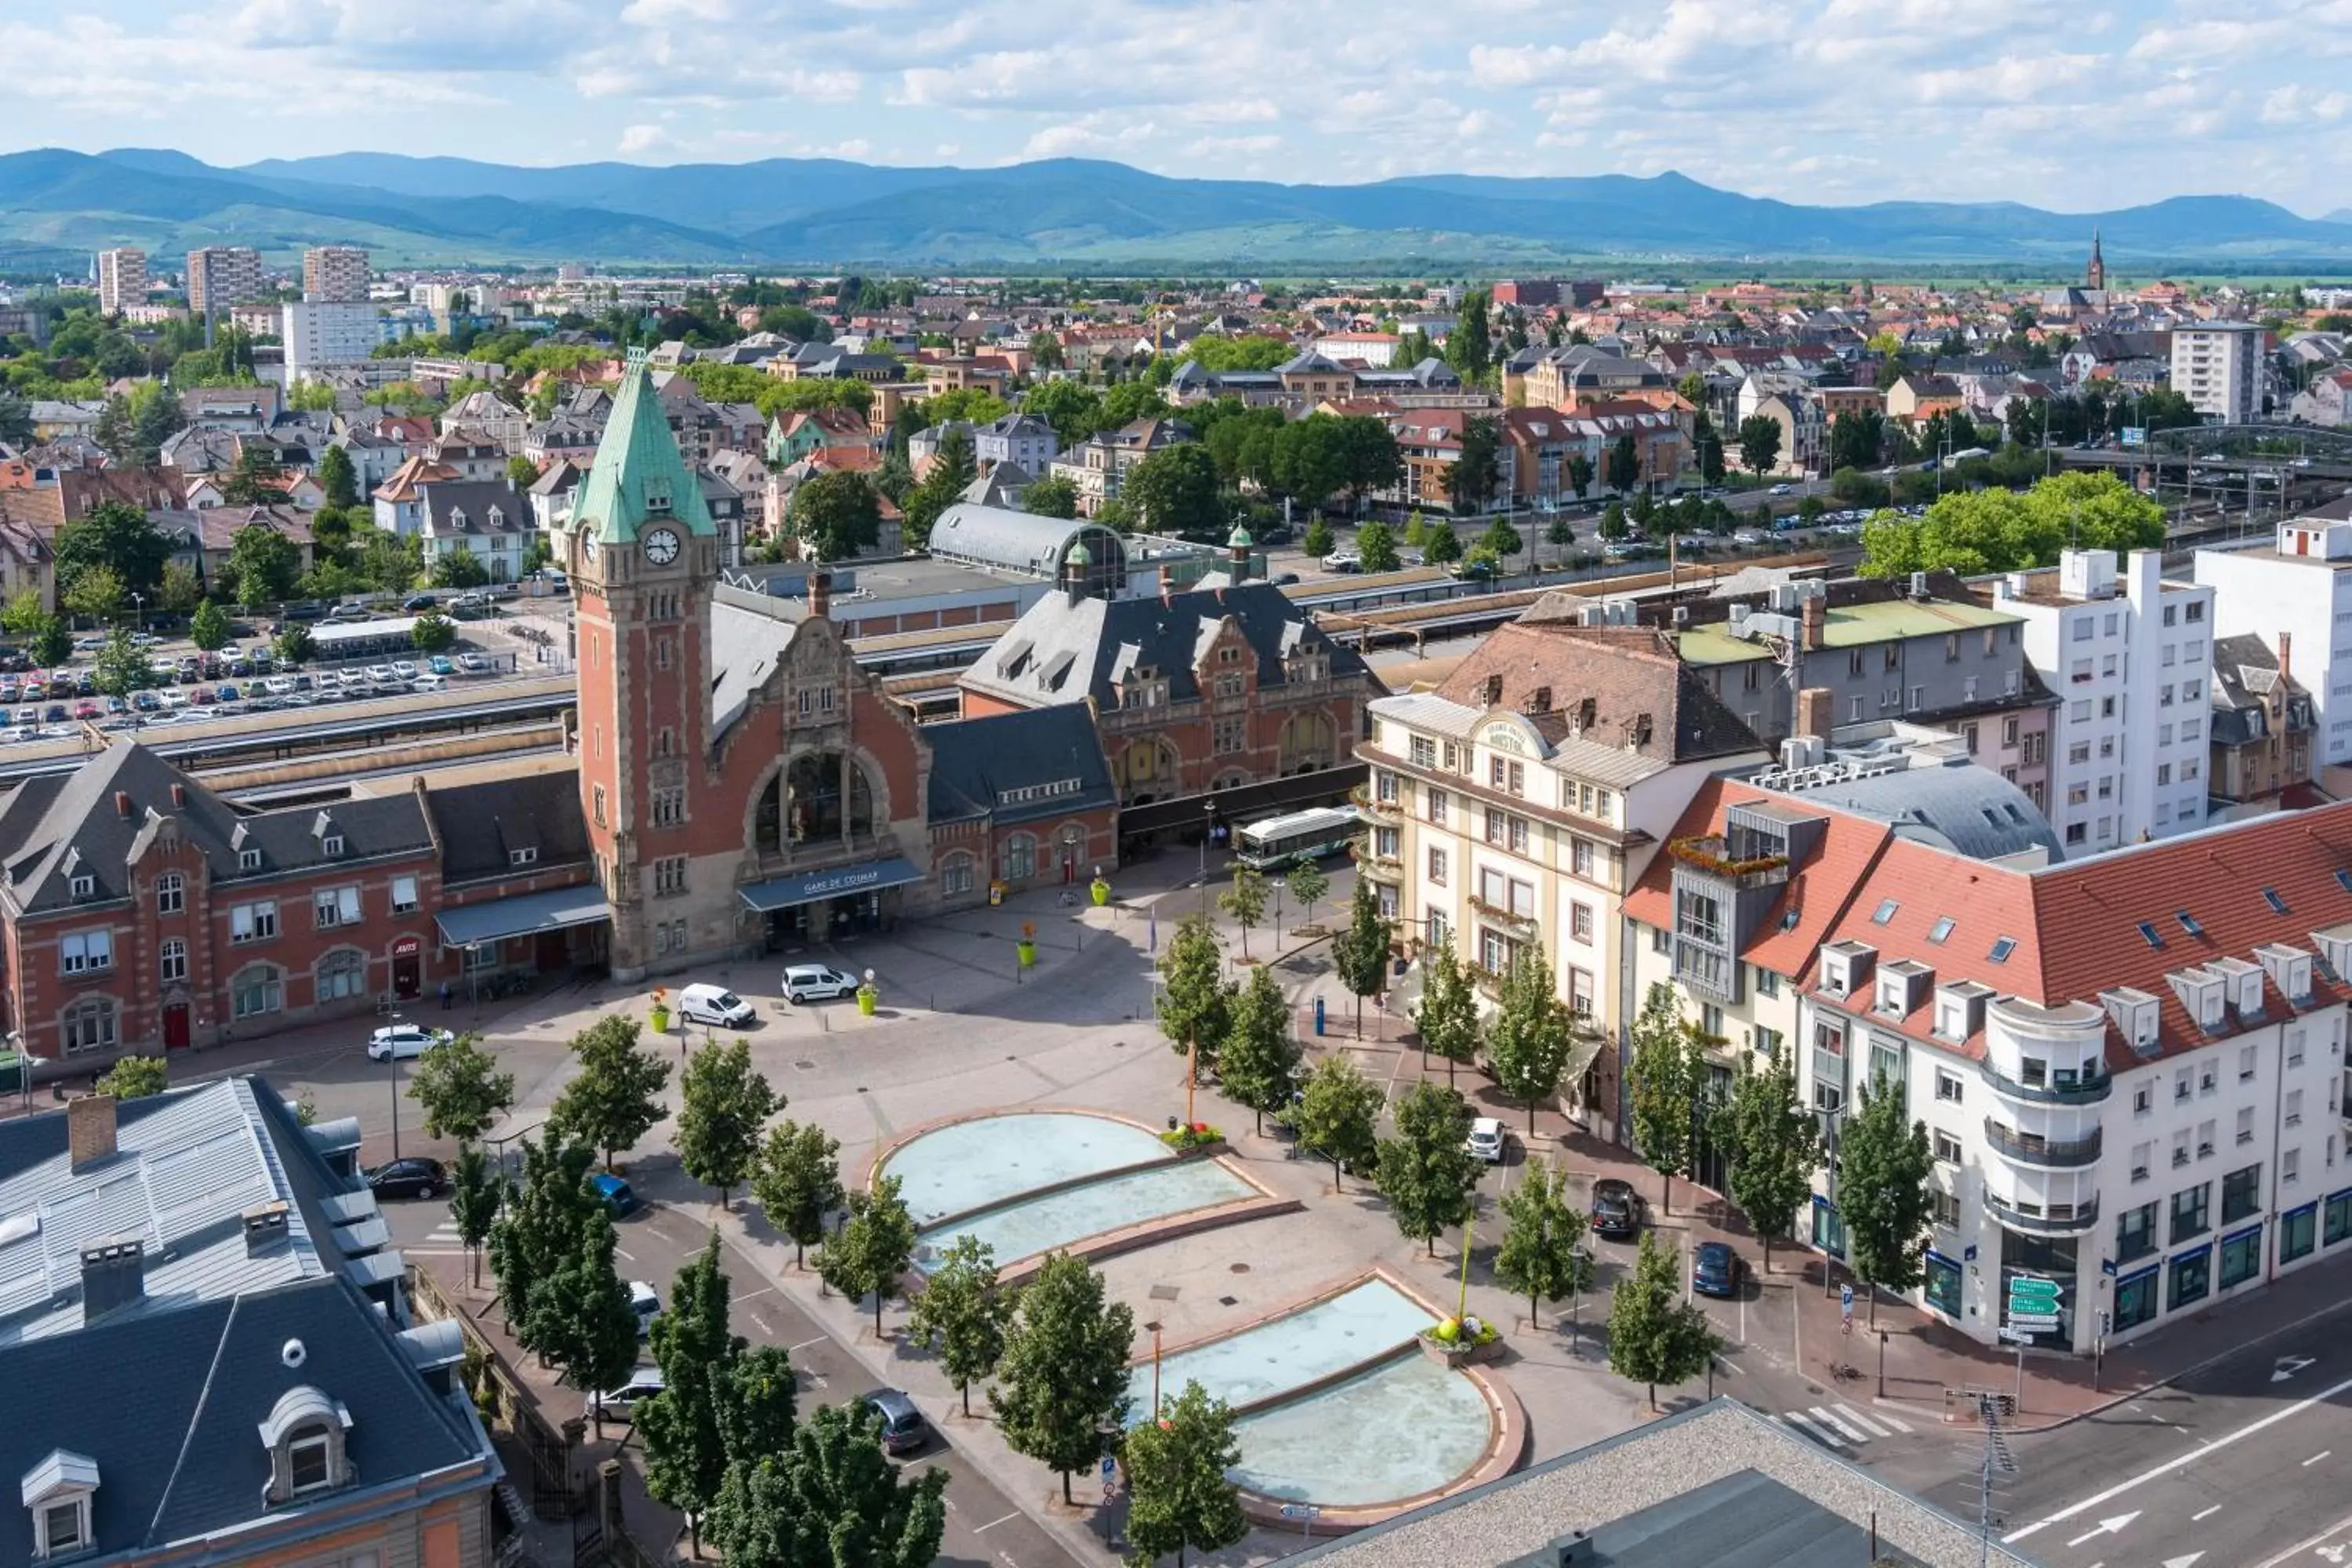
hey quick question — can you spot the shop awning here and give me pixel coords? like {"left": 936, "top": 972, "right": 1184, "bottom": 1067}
{"left": 435, "top": 885, "right": 612, "bottom": 948}
{"left": 739, "top": 856, "right": 923, "bottom": 913}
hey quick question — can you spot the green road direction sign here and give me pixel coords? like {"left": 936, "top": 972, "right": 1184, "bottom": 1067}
{"left": 2007, "top": 1276, "right": 2062, "bottom": 1327}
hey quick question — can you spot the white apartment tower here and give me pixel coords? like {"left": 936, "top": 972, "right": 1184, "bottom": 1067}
{"left": 1997, "top": 548, "right": 2213, "bottom": 850}
{"left": 185, "top": 246, "right": 266, "bottom": 316}
{"left": 2198, "top": 514, "right": 2352, "bottom": 768}
{"left": 281, "top": 300, "right": 383, "bottom": 383}
{"left": 95, "top": 248, "right": 146, "bottom": 315}
{"left": 2170, "top": 321, "right": 2263, "bottom": 425}
{"left": 303, "top": 245, "right": 371, "bottom": 303}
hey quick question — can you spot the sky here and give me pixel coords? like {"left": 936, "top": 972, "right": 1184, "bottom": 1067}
{"left": 0, "top": 0, "right": 2335, "bottom": 212}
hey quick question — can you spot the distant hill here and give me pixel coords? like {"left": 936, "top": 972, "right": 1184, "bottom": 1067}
{"left": 0, "top": 147, "right": 2346, "bottom": 270}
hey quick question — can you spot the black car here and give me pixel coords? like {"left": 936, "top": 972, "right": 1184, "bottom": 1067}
{"left": 1590, "top": 1177, "right": 1646, "bottom": 1240}
{"left": 1692, "top": 1240, "right": 1746, "bottom": 1298}
{"left": 366, "top": 1156, "right": 448, "bottom": 1200}
{"left": 865, "top": 1389, "right": 929, "bottom": 1454}
{"left": 404, "top": 593, "right": 439, "bottom": 612}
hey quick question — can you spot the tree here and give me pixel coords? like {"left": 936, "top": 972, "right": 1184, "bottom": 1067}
{"left": 1602, "top": 433, "right": 1642, "bottom": 495}
{"left": 1402, "top": 511, "right": 1426, "bottom": 547}
{"left": 0, "top": 389, "right": 30, "bottom": 447}
{"left": 429, "top": 549, "right": 489, "bottom": 590}
{"left": 991, "top": 1250, "right": 1135, "bottom": 1505}
{"left": 448, "top": 1142, "right": 503, "bottom": 1288}
{"left": 706, "top": 1403, "right": 948, "bottom": 1568}
{"left": 1446, "top": 415, "right": 1503, "bottom": 514}
{"left": 717, "top": 1344, "right": 800, "bottom": 1468}
{"left": 1122, "top": 1380, "right": 1247, "bottom": 1568}
{"left": 0, "top": 590, "right": 44, "bottom": 640}
{"left": 1217, "top": 964, "right": 1302, "bottom": 1137}
{"left": 1330, "top": 877, "right": 1392, "bottom": 1040}
{"left": 1355, "top": 517, "right": 1400, "bottom": 572}
{"left": 406, "top": 1032, "right": 515, "bottom": 1143}
{"left": 488, "top": 1137, "right": 601, "bottom": 1338}
{"left": 62, "top": 564, "right": 126, "bottom": 624}
{"left": 411, "top": 609, "right": 459, "bottom": 653}
{"left": 752, "top": 1120, "right": 844, "bottom": 1269}
{"left": 677, "top": 1038, "right": 779, "bottom": 1209}
{"left": 1477, "top": 516, "right": 1524, "bottom": 559}
{"left": 1412, "top": 940, "right": 1482, "bottom": 1091}
{"left": 789, "top": 469, "right": 884, "bottom": 562}
{"left": 1450, "top": 289, "right": 1493, "bottom": 383}
{"left": 94, "top": 1053, "right": 168, "bottom": 1100}
{"left": 318, "top": 445, "right": 359, "bottom": 510}
{"left": 1484, "top": 942, "right": 1579, "bottom": 1135}
{"left": 818, "top": 1175, "right": 918, "bottom": 1336}
{"left": 54, "top": 502, "right": 170, "bottom": 598}
{"left": 1375, "top": 1082, "right": 1481, "bottom": 1256}
{"left": 1626, "top": 982, "right": 1711, "bottom": 1216}
{"left": 1714, "top": 1040, "right": 1820, "bottom": 1275}
{"left": 1606, "top": 1232, "right": 1720, "bottom": 1410}
{"left": 1837, "top": 1071, "right": 1935, "bottom": 1326}
{"left": 274, "top": 623, "right": 316, "bottom": 666}
{"left": 1565, "top": 452, "right": 1595, "bottom": 499}
{"left": 1124, "top": 443, "right": 1224, "bottom": 540}
{"left": 1828, "top": 408, "right": 1886, "bottom": 473}
{"left": 640, "top": 1232, "right": 744, "bottom": 1549}
{"left": 1155, "top": 913, "right": 1233, "bottom": 1069}
{"left": 1858, "top": 471, "right": 2164, "bottom": 579}
{"left": 218, "top": 445, "right": 285, "bottom": 507}
{"left": 906, "top": 1233, "right": 1010, "bottom": 1417}
{"left": 189, "top": 598, "right": 231, "bottom": 652}
{"left": 902, "top": 427, "right": 977, "bottom": 548}
{"left": 506, "top": 454, "right": 541, "bottom": 491}
{"left": 530, "top": 1210, "right": 643, "bottom": 1436}
{"left": 30, "top": 618, "right": 70, "bottom": 669}
{"left": 1495, "top": 1158, "right": 1592, "bottom": 1332}
{"left": 89, "top": 629, "right": 157, "bottom": 700}
{"left": 1284, "top": 859, "right": 1328, "bottom": 931}
{"left": 1301, "top": 515, "right": 1334, "bottom": 559}
{"left": 1421, "top": 518, "right": 1462, "bottom": 564}
{"left": 1692, "top": 412, "right": 1727, "bottom": 485}
{"left": 1023, "top": 472, "right": 1080, "bottom": 519}
{"left": 1025, "top": 379, "right": 1105, "bottom": 446}
{"left": 1216, "top": 865, "right": 1268, "bottom": 959}
{"left": 1737, "top": 415, "right": 1784, "bottom": 476}
{"left": 229, "top": 524, "right": 302, "bottom": 604}
{"left": 549, "top": 1014, "right": 672, "bottom": 1170}
{"left": 1294, "top": 1051, "right": 1382, "bottom": 1195}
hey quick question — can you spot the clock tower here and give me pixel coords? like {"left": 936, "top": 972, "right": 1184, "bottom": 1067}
{"left": 562, "top": 348, "right": 723, "bottom": 981}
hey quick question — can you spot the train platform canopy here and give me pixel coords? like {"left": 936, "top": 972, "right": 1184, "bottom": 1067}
{"left": 434, "top": 884, "right": 612, "bottom": 948}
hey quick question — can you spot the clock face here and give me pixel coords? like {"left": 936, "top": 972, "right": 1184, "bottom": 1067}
{"left": 644, "top": 527, "right": 681, "bottom": 566}
{"left": 582, "top": 532, "right": 598, "bottom": 561}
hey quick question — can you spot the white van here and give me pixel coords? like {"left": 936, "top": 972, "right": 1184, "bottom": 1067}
{"left": 677, "top": 983, "right": 755, "bottom": 1028}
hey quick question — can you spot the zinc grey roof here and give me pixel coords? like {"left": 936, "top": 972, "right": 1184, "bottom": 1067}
{"left": 0, "top": 745, "right": 435, "bottom": 916}
{"left": 425, "top": 771, "right": 591, "bottom": 887}
{"left": 928, "top": 504, "right": 1125, "bottom": 582}
{"left": 1796, "top": 759, "right": 2061, "bottom": 863}
{"left": 1369, "top": 691, "right": 1483, "bottom": 739}
{"left": 710, "top": 592, "right": 802, "bottom": 737}
{"left": 0, "top": 1273, "right": 487, "bottom": 1568}
{"left": 925, "top": 706, "right": 1116, "bottom": 827}
{"left": 416, "top": 479, "right": 528, "bottom": 535}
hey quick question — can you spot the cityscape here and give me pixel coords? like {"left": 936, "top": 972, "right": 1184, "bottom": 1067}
{"left": 8, "top": 31, "right": 2352, "bottom": 1568}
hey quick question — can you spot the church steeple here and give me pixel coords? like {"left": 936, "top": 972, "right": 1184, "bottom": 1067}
{"left": 2087, "top": 230, "right": 2105, "bottom": 292}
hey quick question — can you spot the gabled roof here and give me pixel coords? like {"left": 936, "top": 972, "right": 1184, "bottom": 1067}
{"left": 425, "top": 771, "right": 591, "bottom": 886}
{"left": 568, "top": 350, "right": 718, "bottom": 546}
{"left": 925, "top": 706, "right": 1116, "bottom": 827}
{"left": 1432, "top": 622, "right": 1758, "bottom": 766}
{"left": 416, "top": 479, "right": 528, "bottom": 536}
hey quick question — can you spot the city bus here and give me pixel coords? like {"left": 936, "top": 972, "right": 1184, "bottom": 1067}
{"left": 1233, "top": 806, "right": 1362, "bottom": 870}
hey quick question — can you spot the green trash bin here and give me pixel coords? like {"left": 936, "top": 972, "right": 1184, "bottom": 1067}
{"left": 0, "top": 1051, "right": 24, "bottom": 1098}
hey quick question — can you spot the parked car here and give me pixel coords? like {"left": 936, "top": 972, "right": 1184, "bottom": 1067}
{"left": 1320, "top": 552, "right": 1362, "bottom": 573}
{"left": 1464, "top": 1116, "right": 1506, "bottom": 1165}
{"left": 782, "top": 964, "right": 861, "bottom": 1004}
{"left": 593, "top": 1367, "right": 665, "bottom": 1419}
{"left": 864, "top": 1388, "right": 930, "bottom": 1454}
{"left": 678, "top": 983, "right": 756, "bottom": 1028}
{"left": 1692, "top": 1240, "right": 1746, "bottom": 1298}
{"left": 1590, "top": 1177, "right": 1646, "bottom": 1240}
{"left": 457, "top": 652, "right": 492, "bottom": 674}
{"left": 592, "top": 1173, "right": 638, "bottom": 1216}
{"left": 402, "top": 593, "right": 439, "bottom": 612}
{"left": 365, "top": 1023, "right": 455, "bottom": 1062}
{"left": 629, "top": 1280, "right": 662, "bottom": 1337}
{"left": 366, "top": 1156, "right": 448, "bottom": 1200}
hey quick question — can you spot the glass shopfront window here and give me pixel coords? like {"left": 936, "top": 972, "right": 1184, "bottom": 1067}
{"left": 2168, "top": 1245, "right": 2212, "bottom": 1312}
{"left": 2281, "top": 1203, "right": 2318, "bottom": 1268}
{"left": 1923, "top": 1251, "right": 1962, "bottom": 1319}
{"left": 2113, "top": 1265, "right": 2160, "bottom": 1334}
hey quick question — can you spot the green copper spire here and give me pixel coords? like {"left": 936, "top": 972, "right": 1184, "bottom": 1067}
{"left": 569, "top": 347, "right": 717, "bottom": 546}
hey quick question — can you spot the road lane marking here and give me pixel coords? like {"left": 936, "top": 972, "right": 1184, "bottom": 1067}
{"left": 1780, "top": 1412, "right": 1842, "bottom": 1446}
{"left": 2309, "top": 1450, "right": 2335, "bottom": 1466}
{"left": 2252, "top": 1508, "right": 2352, "bottom": 1567}
{"left": 1835, "top": 1403, "right": 1893, "bottom": 1438}
{"left": 1810, "top": 1406, "right": 1870, "bottom": 1442}
{"left": 1867, "top": 1404, "right": 1915, "bottom": 1432}
{"left": 972, "top": 1512, "right": 1020, "bottom": 1534}
{"left": 615, "top": 1246, "right": 637, "bottom": 1262}
{"left": 750, "top": 1312, "right": 774, "bottom": 1336}
{"left": 2005, "top": 1372, "right": 2352, "bottom": 1543}
{"left": 2193, "top": 1505, "right": 2220, "bottom": 1521}
{"left": 789, "top": 1336, "right": 829, "bottom": 1352}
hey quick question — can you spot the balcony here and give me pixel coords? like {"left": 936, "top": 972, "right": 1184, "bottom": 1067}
{"left": 1984, "top": 1190, "right": 2100, "bottom": 1237}
{"left": 1980, "top": 1062, "right": 2113, "bottom": 1105}
{"left": 1983, "top": 1120, "right": 2103, "bottom": 1169}
{"left": 1666, "top": 835, "right": 1789, "bottom": 891}
{"left": 1350, "top": 782, "right": 1404, "bottom": 821}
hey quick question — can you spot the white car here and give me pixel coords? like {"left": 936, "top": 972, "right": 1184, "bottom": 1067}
{"left": 782, "top": 964, "right": 860, "bottom": 1004}
{"left": 457, "top": 653, "right": 492, "bottom": 674}
{"left": 365, "top": 1023, "right": 455, "bottom": 1062}
{"left": 1768, "top": 483, "right": 1793, "bottom": 496}
{"left": 365, "top": 665, "right": 397, "bottom": 684}
{"left": 629, "top": 1280, "right": 662, "bottom": 1337}
{"left": 593, "top": 1367, "right": 665, "bottom": 1418}
{"left": 391, "top": 660, "right": 419, "bottom": 680}
{"left": 1465, "top": 1117, "right": 1506, "bottom": 1165}
{"left": 677, "top": 983, "right": 756, "bottom": 1028}
{"left": 263, "top": 676, "right": 295, "bottom": 695}
{"left": 337, "top": 668, "right": 368, "bottom": 688}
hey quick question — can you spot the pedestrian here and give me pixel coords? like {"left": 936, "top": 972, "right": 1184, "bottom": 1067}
{"left": 439, "top": 979, "right": 452, "bottom": 1011}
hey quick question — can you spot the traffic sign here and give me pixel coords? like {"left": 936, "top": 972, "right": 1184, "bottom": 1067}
{"left": 1280, "top": 1505, "right": 1322, "bottom": 1520}
{"left": 1102, "top": 1455, "right": 1116, "bottom": 1480}
{"left": 2005, "top": 1312, "right": 2061, "bottom": 1331}
{"left": 1840, "top": 1283, "right": 1854, "bottom": 1319}
{"left": 2007, "top": 1277, "right": 2061, "bottom": 1317}
{"left": 1998, "top": 1326, "right": 2038, "bottom": 1345}
{"left": 2122, "top": 426, "right": 2147, "bottom": 448}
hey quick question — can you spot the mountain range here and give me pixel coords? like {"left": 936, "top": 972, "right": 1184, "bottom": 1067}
{"left": 2, "top": 146, "right": 2348, "bottom": 273}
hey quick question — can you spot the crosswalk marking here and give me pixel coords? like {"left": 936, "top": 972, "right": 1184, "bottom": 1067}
{"left": 1810, "top": 1406, "right": 1871, "bottom": 1441}
{"left": 1780, "top": 1411, "right": 1844, "bottom": 1446}
{"left": 1778, "top": 1403, "right": 1911, "bottom": 1450}
{"left": 1870, "top": 1407, "right": 1914, "bottom": 1433}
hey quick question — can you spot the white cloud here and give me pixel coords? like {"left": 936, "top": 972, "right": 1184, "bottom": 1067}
{"left": 617, "top": 123, "right": 673, "bottom": 154}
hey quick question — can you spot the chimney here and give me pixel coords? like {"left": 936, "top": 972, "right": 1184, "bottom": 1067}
{"left": 243, "top": 1200, "right": 291, "bottom": 1257}
{"left": 1797, "top": 685, "right": 1834, "bottom": 741}
{"left": 1800, "top": 592, "right": 1825, "bottom": 651}
{"left": 78, "top": 1236, "right": 144, "bottom": 1321}
{"left": 113, "top": 791, "right": 131, "bottom": 818}
{"left": 807, "top": 569, "right": 832, "bottom": 622}
{"left": 2279, "top": 630, "right": 2292, "bottom": 684}
{"left": 1159, "top": 565, "right": 1173, "bottom": 606}
{"left": 67, "top": 1093, "right": 118, "bottom": 1171}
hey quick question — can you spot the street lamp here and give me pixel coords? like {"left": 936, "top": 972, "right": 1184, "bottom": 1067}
{"left": 129, "top": 593, "right": 144, "bottom": 637}
{"left": 1199, "top": 799, "right": 1218, "bottom": 912}
{"left": 387, "top": 1008, "right": 404, "bottom": 1161}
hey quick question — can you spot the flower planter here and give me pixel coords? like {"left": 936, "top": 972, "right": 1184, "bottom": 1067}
{"left": 856, "top": 989, "right": 878, "bottom": 1016}
{"left": 1016, "top": 940, "right": 1037, "bottom": 968}
{"left": 1417, "top": 1328, "right": 1502, "bottom": 1367}
{"left": 649, "top": 1004, "right": 670, "bottom": 1035}
{"left": 1091, "top": 880, "right": 1112, "bottom": 908}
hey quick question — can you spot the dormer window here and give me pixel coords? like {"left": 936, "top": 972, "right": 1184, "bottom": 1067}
{"left": 68, "top": 875, "right": 93, "bottom": 899}
{"left": 259, "top": 1385, "right": 350, "bottom": 1505}
{"left": 322, "top": 834, "right": 343, "bottom": 857}
{"left": 21, "top": 1448, "right": 96, "bottom": 1561}
{"left": 510, "top": 848, "right": 539, "bottom": 866}
{"left": 289, "top": 1432, "right": 332, "bottom": 1493}
{"left": 644, "top": 477, "right": 673, "bottom": 515}
{"left": 239, "top": 848, "right": 262, "bottom": 871}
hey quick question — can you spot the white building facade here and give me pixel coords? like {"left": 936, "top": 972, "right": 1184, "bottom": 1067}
{"left": 281, "top": 300, "right": 383, "bottom": 383}
{"left": 2171, "top": 321, "right": 2263, "bottom": 425}
{"left": 1997, "top": 548, "right": 2213, "bottom": 849}
{"left": 2197, "top": 517, "right": 2352, "bottom": 768}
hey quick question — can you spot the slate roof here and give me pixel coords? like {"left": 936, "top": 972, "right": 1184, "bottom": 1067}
{"left": 2209, "top": 632, "right": 2314, "bottom": 747}
{"left": 0, "top": 745, "right": 434, "bottom": 917}
{"left": 417, "top": 479, "right": 528, "bottom": 537}
{"left": 925, "top": 706, "right": 1117, "bottom": 827}
{"left": 961, "top": 581, "right": 1368, "bottom": 710}
{"left": 0, "top": 1274, "right": 485, "bottom": 1568}
{"left": 425, "top": 771, "right": 592, "bottom": 887}
{"left": 1432, "top": 622, "right": 1759, "bottom": 766}
{"left": 569, "top": 352, "right": 718, "bottom": 546}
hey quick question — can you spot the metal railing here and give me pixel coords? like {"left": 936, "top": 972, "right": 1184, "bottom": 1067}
{"left": 1983, "top": 1190, "right": 2100, "bottom": 1236}
{"left": 1979, "top": 1062, "right": 2113, "bottom": 1105}
{"left": 1983, "top": 1120, "right": 2103, "bottom": 1168}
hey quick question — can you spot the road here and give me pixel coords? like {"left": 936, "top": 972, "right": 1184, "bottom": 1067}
{"left": 1867, "top": 1295, "right": 2352, "bottom": 1567}
{"left": 381, "top": 1190, "right": 1088, "bottom": 1568}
